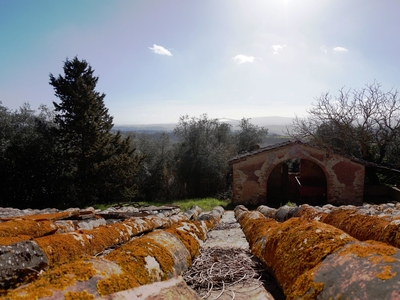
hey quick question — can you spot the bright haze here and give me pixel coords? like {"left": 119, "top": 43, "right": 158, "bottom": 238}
{"left": 1, "top": 1, "right": 399, "bottom": 125}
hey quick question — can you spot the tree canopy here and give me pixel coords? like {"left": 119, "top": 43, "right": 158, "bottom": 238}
{"left": 49, "top": 57, "right": 143, "bottom": 206}
{"left": 173, "top": 114, "right": 234, "bottom": 198}
{"left": 235, "top": 118, "right": 269, "bottom": 153}
{"left": 0, "top": 102, "right": 65, "bottom": 208}
{"left": 290, "top": 81, "right": 400, "bottom": 184}
{"left": 0, "top": 56, "right": 276, "bottom": 208}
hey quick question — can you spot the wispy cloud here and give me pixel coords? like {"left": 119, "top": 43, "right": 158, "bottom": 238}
{"left": 149, "top": 44, "right": 172, "bottom": 56}
{"left": 232, "top": 54, "right": 256, "bottom": 64}
{"left": 333, "top": 46, "right": 348, "bottom": 53}
{"left": 320, "top": 45, "right": 328, "bottom": 53}
{"left": 271, "top": 44, "right": 286, "bottom": 54}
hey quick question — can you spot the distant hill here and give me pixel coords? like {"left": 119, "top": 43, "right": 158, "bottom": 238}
{"left": 234, "top": 116, "right": 293, "bottom": 136}
{"left": 113, "top": 116, "right": 294, "bottom": 136}
{"left": 247, "top": 116, "right": 294, "bottom": 126}
{"left": 113, "top": 123, "right": 176, "bottom": 132}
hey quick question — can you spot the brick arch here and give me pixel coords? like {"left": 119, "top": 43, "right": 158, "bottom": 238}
{"left": 259, "top": 145, "right": 332, "bottom": 200}
{"left": 229, "top": 141, "right": 365, "bottom": 206}
{"left": 264, "top": 156, "right": 333, "bottom": 206}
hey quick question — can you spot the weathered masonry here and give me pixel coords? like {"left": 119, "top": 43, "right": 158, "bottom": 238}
{"left": 229, "top": 141, "right": 365, "bottom": 207}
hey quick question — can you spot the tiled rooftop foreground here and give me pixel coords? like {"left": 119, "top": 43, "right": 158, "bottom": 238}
{"left": 257, "top": 203, "right": 400, "bottom": 249}
{"left": 0, "top": 205, "right": 224, "bottom": 299}
{"left": 235, "top": 205, "right": 400, "bottom": 299}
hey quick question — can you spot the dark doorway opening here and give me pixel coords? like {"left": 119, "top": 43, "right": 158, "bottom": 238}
{"left": 267, "top": 158, "right": 327, "bottom": 208}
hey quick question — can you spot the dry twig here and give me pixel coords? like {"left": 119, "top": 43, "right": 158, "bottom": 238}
{"left": 183, "top": 247, "right": 272, "bottom": 298}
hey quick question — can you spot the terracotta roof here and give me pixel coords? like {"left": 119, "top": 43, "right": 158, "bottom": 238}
{"left": 228, "top": 140, "right": 400, "bottom": 174}
{"left": 235, "top": 204, "right": 400, "bottom": 299}
{"left": 0, "top": 205, "right": 224, "bottom": 298}
{"left": 228, "top": 140, "right": 351, "bottom": 164}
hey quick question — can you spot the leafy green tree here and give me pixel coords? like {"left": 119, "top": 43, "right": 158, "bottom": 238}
{"left": 234, "top": 118, "right": 269, "bottom": 153}
{"left": 0, "top": 102, "right": 13, "bottom": 156}
{"left": 173, "top": 114, "right": 234, "bottom": 198}
{"left": 0, "top": 103, "right": 66, "bottom": 208}
{"left": 49, "top": 57, "right": 143, "bottom": 206}
{"left": 130, "top": 132, "right": 175, "bottom": 201}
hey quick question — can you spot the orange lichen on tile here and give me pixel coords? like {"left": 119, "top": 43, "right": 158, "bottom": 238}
{"left": 380, "top": 222, "right": 400, "bottom": 249}
{"left": 296, "top": 205, "right": 328, "bottom": 222}
{"left": 81, "top": 222, "right": 135, "bottom": 253}
{"left": 298, "top": 207, "right": 400, "bottom": 250}
{"left": 2, "top": 230, "right": 186, "bottom": 298}
{"left": 238, "top": 211, "right": 280, "bottom": 257}
{"left": 21, "top": 210, "right": 79, "bottom": 221}
{"left": 374, "top": 265, "right": 397, "bottom": 280}
{"left": 324, "top": 209, "right": 387, "bottom": 241}
{"left": 164, "top": 222, "right": 202, "bottom": 259}
{"left": 190, "top": 221, "right": 207, "bottom": 241}
{"left": 369, "top": 255, "right": 397, "bottom": 264}
{"left": 96, "top": 215, "right": 217, "bottom": 296}
{"left": 338, "top": 240, "right": 396, "bottom": 260}
{"left": 97, "top": 273, "right": 139, "bottom": 297}
{"left": 97, "top": 235, "right": 175, "bottom": 296}
{"left": 236, "top": 210, "right": 356, "bottom": 298}
{"left": 336, "top": 240, "right": 399, "bottom": 281}
{"left": 201, "top": 218, "right": 216, "bottom": 230}
{"left": 34, "top": 217, "right": 155, "bottom": 266}
{"left": 263, "top": 218, "right": 355, "bottom": 295}
{"left": 0, "top": 235, "right": 31, "bottom": 245}
{"left": 34, "top": 232, "right": 92, "bottom": 265}
{"left": 1, "top": 261, "right": 97, "bottom": 300}
{"left": 0, "top": 219, "right": 56, "bottom": 238}
{"left": 288, "top": 266, "right": 325, "bottom": 300}
{"left": 64, "top": 290, "right": 95, "bottom": 300}
{"left": 0, "top": 210, "right": 221, "bottom": 298}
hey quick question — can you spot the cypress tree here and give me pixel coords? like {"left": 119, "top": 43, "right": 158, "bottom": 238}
{"left": 49, "top": 57, "right": 143, "bottom": 207}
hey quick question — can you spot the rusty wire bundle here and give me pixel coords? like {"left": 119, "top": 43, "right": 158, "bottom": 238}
{"left": 183, "top": 247, "right": 275, "bottom": 299}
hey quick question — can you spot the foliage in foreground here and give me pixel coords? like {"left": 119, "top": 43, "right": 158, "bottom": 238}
{"left": 93, "top": 198, "right": 232, "bottom": 212}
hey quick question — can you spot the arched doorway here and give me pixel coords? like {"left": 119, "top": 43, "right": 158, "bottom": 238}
{"left": 267, "top": 158, "right": 327, "bottom": 208}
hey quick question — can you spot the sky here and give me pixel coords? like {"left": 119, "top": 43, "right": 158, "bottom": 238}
{"left": 1, "top": 0, "right": 399, "bottom": 125}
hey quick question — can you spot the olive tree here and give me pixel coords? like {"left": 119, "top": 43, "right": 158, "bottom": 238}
{"left": 173, "top": 114, "right": 234, "bottom": 198}
{"left": 234, "top": 118, "right": 269, "bottom": 153}
{"left": 130, "top": 132, "right": 175, "bottom": 201}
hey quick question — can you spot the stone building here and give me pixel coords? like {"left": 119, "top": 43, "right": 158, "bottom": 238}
{"left": 229, "top": 141, "right": 366, "bottom": 207}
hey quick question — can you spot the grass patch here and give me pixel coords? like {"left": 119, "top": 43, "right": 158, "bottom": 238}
{"left": 170, "top": 198, "right": 232, "bottom": 211}
{"left": 93, "top": 198, "right": 233, "bottom": 212}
